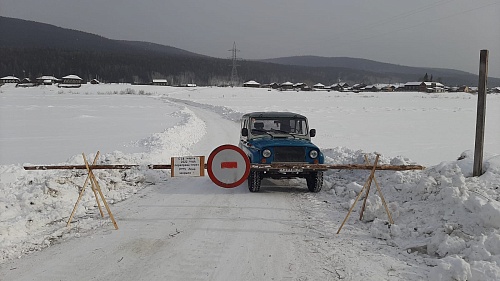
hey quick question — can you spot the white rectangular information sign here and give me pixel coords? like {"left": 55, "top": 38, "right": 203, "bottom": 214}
{"left": 171, "top": 156, "right": 205, "bottom": 177}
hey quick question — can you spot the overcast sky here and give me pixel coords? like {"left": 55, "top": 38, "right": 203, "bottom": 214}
{"left": 1, "top": 0, "right": 499, "bottom": 77}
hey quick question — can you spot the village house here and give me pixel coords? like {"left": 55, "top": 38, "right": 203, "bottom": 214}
{"left": 404, "top": 82, "right": 422, "bottom": 91}
{"left": 458, "top": 85, "right": 470, "bottom": 93}
{"left": 36, "top": 75, "right": 59, "bottom": 85}
{"left": 279, "top": 81, "right": 293, "bottom": 90}
{"left": 404, "top": 82, "right": 446, "bottom": 93}
{"left": 423, "top": 82, "right": 445, "bottom": 93}
{"left": 58, "top": 75, "right": 83, "bottom": 88}
{"left": 293, "top": 83, "right": 311, "bottom": 91}
{"left": 16, "top": 78, "right": 37, "bottom": 88}
{"left": 363, "top": 84, "right": 396, "bottom": 92}
{"left": 243, "top": 80, "right": 260, "bottom": 88}
{"left": 0, "top": 76, "right": 20, "bottom": 84}
{"left": 293, "top": 82, "right": 304, "bottom": 90}
{"left": 261, "top": 82, "right": 279, "bottom": 89}
{"left": 330, "top": 82, "right": 350, "bottom": 92}
{"left": 313, "top": 83, "right": 325, "bottom": 90}
{"left": 352, "top": 83, "right": 367, "bottom": 92}
{"left": 152, "top": 79, "right": 168, "bottom": 86}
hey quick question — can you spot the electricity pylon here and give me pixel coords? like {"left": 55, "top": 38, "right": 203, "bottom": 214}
{"left": 228, "top": 42, "right": 240, "bottom": 87}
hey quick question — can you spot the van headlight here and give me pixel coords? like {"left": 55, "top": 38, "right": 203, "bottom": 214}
{"left": 262, "top": 149, "right": 272, "bottom": 158}
{"left": 309, "top": 150, "right": 318, "bottom": 159}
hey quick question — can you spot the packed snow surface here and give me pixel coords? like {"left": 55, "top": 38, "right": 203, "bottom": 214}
{"left": 1, "top": 84, "right": 499, "bottom": 280}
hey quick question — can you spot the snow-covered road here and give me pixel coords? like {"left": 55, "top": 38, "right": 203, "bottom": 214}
{"left": 0, "top": 97, "right": 340, "bottom": 280}
{"left": 2, "top": 85, "right": 500, "bottom": 281}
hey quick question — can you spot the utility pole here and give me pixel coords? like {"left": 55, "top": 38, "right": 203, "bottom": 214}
{"left": 228, "top": 42, "right": 240, "bottom": 87}
{"left": 473, "top": 50, "right": 488, "bottom": 177}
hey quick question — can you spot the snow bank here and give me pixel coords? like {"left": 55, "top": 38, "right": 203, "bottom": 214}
{"left": 0, "top": 105, "right": 206, "bottom": 262}
{"left": 322, "top": 147, "right": 500, "bottom": 280}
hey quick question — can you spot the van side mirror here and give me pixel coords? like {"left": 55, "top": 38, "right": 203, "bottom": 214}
{"left": 309, "top": 129, "right": 316, "bottom": 137}
{"left": 241, "top": 128, "right": 248, "bottom": 137}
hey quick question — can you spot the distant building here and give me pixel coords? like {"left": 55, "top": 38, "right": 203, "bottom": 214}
{"left": 364, "top": 84, "right": 395, "bottom": 92}
{"left": 243, "top": 80, "right": 261, "bottom": 88}
{"left": 269, "top": 82, "right": 279, "bottom": 89}
{"left": 330, "top": 82, "right": 349, "bottom": 92}
{"left": 16, "top": 78, "right": 36, "bottom": 88}
{"left": 404, "top": 82, "right": 446, "bottom": 93}
{"left": 59, "top": 75, "right": 83, "bottom": 88}
{"left": 313, "top": 83, "right": 325, "bottom": 90}
{"left": 292, "top": 82, "right": 311, "bottom": 91}
{"left": 36, "top": 75, "right": 59, "bottom": 85}
{"left": 352, "top": 83, "right": 367, "bottom": 92}
{"left": 404, "top": 82, "right": 421, "bottom": 91}
{"left": 1, "top": 76, "right": 20, "bottom": 84}
{"left": 280, "top": 81, "right": 293, "bottom": 90}
{"left": 90, "top": 79, "right": 100, "bottom": 84}
{"left": 423, "top": 82, "right": 445, "bottom": 93}
{"left": 152, "top": 79, "right": 168, "bottom": 86}
{"left": 457, "top": 85, "right": 470, "bottom": 93}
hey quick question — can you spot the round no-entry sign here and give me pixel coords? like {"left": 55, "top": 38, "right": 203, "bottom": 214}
{"left": 207, "top": 144, "right": 250, "bottom": 188}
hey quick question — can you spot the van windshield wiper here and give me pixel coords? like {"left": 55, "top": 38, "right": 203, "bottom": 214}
{"left": 251, "top": 129, "right": 274, "bottom": 138}
{"left": 272, "top": 130, "right": 297, "bottom": 138}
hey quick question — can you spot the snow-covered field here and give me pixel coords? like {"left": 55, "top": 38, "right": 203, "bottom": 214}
{"left": 1, "top": 83, "right": 499, "bottom": 280}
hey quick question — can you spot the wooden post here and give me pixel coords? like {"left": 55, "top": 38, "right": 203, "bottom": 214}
{"left": 337, "top": 155, "right": 379, "bottom": 234}
{"left": 67, "top": 152, "right": 100, "bottom": 227}
{"left": 364, "top": 156, "right": 394, "bottom": 224}
{"left": 359, "top": 155, "right": 379, "bottom": 220}
{"left": 83, "top": 153, "right": 104, "bottom": 217}
{"left": 474, "top": 49, "right": 488, "bottom": 177}
{"left": 83, "top": 154, "right": 119, "bottom": 230}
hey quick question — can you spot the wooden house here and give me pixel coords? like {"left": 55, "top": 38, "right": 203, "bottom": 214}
{"left": 59, "top": 75, "right": 83, "bottom": 88}
{"left": 313, "top": 83, "right": 325, "bottom": 90}
{"left": 280, "top": 81, "right": 293, "bottom": 90}
{"left": 152, "top": 79, "right": 168, "bottom": 86}
{"left": 330, "top": 82, "right": 349, "bottom": 92}
{"left": 1, "top": 76, "right": 20, "bottom": 84}
{"left": 243, "top": 80, "right": 261, "bottom": 88}
{"left": 404, "top": 82, "right": 424, "bottom": 92}
{"left": 404, "top": 82, "right": 446, "bottom": 93}
{"left": 16, "top": 78, "right": 36, "bottom": 88}
{"left": 36, "top": 75, "right": 59, "bottom": 85}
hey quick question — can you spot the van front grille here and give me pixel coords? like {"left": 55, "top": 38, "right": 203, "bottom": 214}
{"left": 273, "top": 147, "right": 306, "bottom": 162}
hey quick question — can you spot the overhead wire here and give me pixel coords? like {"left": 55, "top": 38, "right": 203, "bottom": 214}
{"left": 281, "top": 0, "right": 498, "bottom": 56}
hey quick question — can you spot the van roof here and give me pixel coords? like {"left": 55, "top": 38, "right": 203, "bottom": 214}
{"left": 242, "top": 112, "right": 307, "bottom": 119}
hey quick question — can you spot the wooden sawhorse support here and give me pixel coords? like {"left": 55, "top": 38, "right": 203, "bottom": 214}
{"left": 67, "top": 151, "right": 118, "bottom": 230}
{"left": 337, "top": 154, "right": 394, "bottom": 234}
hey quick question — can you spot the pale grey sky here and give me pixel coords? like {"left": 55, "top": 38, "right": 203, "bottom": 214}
{"left": 1, "top": 0, "right": 499, "bottom": 77}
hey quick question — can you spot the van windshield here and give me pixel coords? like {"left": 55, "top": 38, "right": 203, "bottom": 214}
{"left": 250, "top": 117, "right": 308, "bottom": 136}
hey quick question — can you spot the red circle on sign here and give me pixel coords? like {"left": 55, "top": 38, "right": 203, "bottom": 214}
{"left": 207, "top": 144, "right": 250, "bottom": 188}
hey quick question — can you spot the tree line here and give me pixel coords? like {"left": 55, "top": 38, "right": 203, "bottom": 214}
{"left": 0, "top": 47, "right": 448, "bottom": 86}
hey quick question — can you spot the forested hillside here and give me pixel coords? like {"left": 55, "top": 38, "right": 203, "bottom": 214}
{"left": 1, "top": 16, "right": 497, "bottom": 86}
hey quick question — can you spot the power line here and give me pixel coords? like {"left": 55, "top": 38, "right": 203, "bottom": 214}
{"left": 300, "top": 1, "right": 499, "bottom": 55}
{"left": 346, "top": 1, "right": 499, "bottom": 45}
{"left": 283, "top": 1, "right": 497, "bottom": 56}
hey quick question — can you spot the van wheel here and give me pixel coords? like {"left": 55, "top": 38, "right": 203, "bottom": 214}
{"left": 306, "top": 171, "right": 323, "bottom": 193}
{"left": 248, "top": 171, "right": 262, "bottom": 192}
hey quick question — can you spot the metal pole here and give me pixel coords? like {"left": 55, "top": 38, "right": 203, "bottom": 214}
{"left": 473, "top": 50, "right": 488, "bottom": 177}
